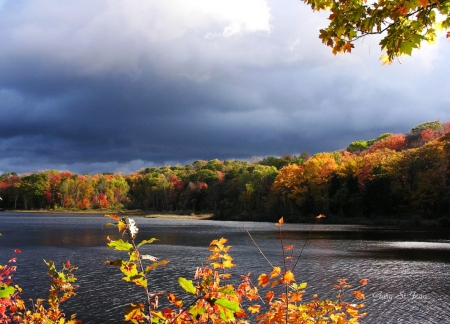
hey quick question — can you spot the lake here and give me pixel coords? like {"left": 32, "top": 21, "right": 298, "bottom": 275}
{"left": 0, "top": 212, "right": 449, "bottom": 323}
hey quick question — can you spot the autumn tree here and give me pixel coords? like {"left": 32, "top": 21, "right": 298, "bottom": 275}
{"left": 272, "top": 153, "right": 338, "bottom": 218}
{"left": 389, "top": 140, "right": 447, "bottom": 217}
{"left": 329, "top": 152, "right": 364, "bottom": 217}
{"left": 302, "top": 0, "right": 450, "bottom": 63}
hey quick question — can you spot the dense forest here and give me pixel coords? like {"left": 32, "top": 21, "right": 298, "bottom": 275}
{"left": 1, "top": 120, "right": 450, "bottom": 225}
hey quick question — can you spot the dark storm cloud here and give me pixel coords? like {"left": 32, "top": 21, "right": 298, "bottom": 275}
{"left": 0, "top": 0, "right": 449, "bottom": 174}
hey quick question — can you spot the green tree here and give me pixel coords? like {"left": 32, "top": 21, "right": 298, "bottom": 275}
{"left": 411, "top": 120, "right": 443, "bottom": 133}
{"left": 347, "top": 140, "right": 369, "bottom": 152}
{"left": 302, "top": 0, "right": 450, "bottom": 63}
{"left": 20, "top": 173, "right": 48, "bottom": 209}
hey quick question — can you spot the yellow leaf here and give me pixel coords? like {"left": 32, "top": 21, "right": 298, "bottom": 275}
{"left": 281, "top": 270, "right": 295, "bottom": 285}
{"left": 270, "top": 266, "right": 281, "bottom": 279}
{"left": 347, "top": 307, "right": 360, "bottom": 317}
{"left": 380, "top": 54, "right": 392, "bottom": 65}
{"left": 248, "top": 305, "right": 261, "bottom": 314}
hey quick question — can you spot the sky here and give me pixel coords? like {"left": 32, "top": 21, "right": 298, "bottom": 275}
{"left": 0, "top": 0, "right": 449, "bottom": 175}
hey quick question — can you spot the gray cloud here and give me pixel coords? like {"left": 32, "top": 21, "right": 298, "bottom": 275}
{"left": 0, "top": 0, "right": 449, "bottom": 174}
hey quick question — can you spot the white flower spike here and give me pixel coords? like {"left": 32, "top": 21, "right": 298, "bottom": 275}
{"left": 127, "top": 218, "right": 139, "bottom": 238}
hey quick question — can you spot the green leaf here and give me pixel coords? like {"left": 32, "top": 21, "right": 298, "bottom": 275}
{"left": 178, "top": 277, "right": 197, "bottom": 294}
{"left": 107, "top": 239, "right": 133, "bottom": 251}
{"left": 213, "top": 298, "right": 241, "bottom": 312}
{"left": 0, "top": 284, "right": 15, "bottom": 298}
{"left": 400, "top": 41, "right": 415, "bottom": 55}
{"left": 137, "top": 238, "right": 158, "bottom": 248}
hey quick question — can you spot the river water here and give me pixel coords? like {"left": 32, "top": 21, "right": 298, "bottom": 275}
{"left": 0, "top": 213, "right": 449, "bottom": 323}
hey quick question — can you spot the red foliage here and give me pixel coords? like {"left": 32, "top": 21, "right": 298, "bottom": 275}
{"left": 44, "top": 191, "right": 54, "bottom": 204}
{"left": 216, "top": 171, "right": 225, "bottom": 182}
{"left": 421, "top": 129, "right": 437, "bottom": 142}
{"left": 367, "top": 134, "right": 406, "bottom": 153}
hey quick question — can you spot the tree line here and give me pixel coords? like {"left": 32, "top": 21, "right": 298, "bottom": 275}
{"left": 1, "top": 120, "right": 450, "bottom": 224}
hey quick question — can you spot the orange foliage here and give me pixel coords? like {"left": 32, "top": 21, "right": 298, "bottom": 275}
{"left": 367, "top": 134, "right": 406, "bottom": 153}
{"left": 356, "top": 148, "right": 397, "bottom": 187}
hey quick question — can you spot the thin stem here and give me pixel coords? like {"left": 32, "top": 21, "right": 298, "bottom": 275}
{"left": 128, "top": 228, "right": 152, "bottom": 323}
{"left": 279, "top": 226, "right": 287, "bottom": 273}
{"left": 278, "top": 224, "right": 289, "bottom": 324}
{"left": 291, "top": 217, "right": 322, "bottom": 272}
{"left": 244, "top": 226, "right": 277, "bottom": 271}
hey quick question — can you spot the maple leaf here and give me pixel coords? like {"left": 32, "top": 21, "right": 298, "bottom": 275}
{"left": 270, "top": 266, "right": 281, "bottom": 279}
{"left": 265, "top": 291, "right": 275, "bottom": 303}
{"left": 280, "top": 270, "right": 295, "bottom": 285}
{"left": 248, "top": 305, "right": 260, "bottom": 314}
{"left": 352, "top": 290, "right": 365, "bottom": 299}
{"left": 258, "top": 274, "right": 270, "bottom": 287}
{"left": 343, "top": 41, "right": 354, "bottom": 53}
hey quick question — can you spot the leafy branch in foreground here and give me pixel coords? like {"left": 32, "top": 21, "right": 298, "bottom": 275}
{"left": 106, "top": 215, "right": 368, "bottom": 323}
{"left": 301, "top": 0, "right": 450, "bottom": 63}
{"left": 246, "top": 216, "right": 368, "bottom": 323}
{"left": 0, "top": 253, "right": 80, "bottom": 324}
{"left": 105, "top": 215, "right": 169, "bottom": 323}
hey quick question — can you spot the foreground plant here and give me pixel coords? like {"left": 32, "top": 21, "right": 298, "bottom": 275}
{"left": 0, "top": 252, "right": 79, "bottom": 324}
{"left": 106, "top": 215, "right": 368, "bottom": 323}
{"left": 105, "top": 215, "right": 169, "bottom": 323}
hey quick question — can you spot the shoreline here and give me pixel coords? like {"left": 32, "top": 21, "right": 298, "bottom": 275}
{"left": 4, "top": 209, "right": 214, "bottom": 220}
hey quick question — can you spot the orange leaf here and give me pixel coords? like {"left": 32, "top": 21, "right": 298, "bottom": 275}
{"left": 360, "top": 279, "right": 368, "bottom": 286}
{"left": 352, "top": 290, "right": 365, "bottom": 299}
{"left": 281, "top": 270, "right": 295, "bottom": 285}
{"left": 343, "top": 41, "right": 354, "bottom": 53}
{"left": 167, "top": 293, "right": 183, "bottom": 308}
{"left": 258, "top": 273, "right": 270, "bottom": 287}
{"left": 265, "top": 291, "right": 275, "bottom": 303}
{"left": 248, "top": 305, "right": 261, "bottom": 314}
{"left": 276, "top": 217, "right": 284, "bottom": 226}
{"left": 284, "top": 245, "right": 294, "bottom": 250}
{"left": 316, "top": 214, "right": 326, "bottom": 219}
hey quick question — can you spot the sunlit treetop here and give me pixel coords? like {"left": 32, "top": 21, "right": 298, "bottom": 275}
{"left": 301, "top": 0, "right": 450, "bottom": 64}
